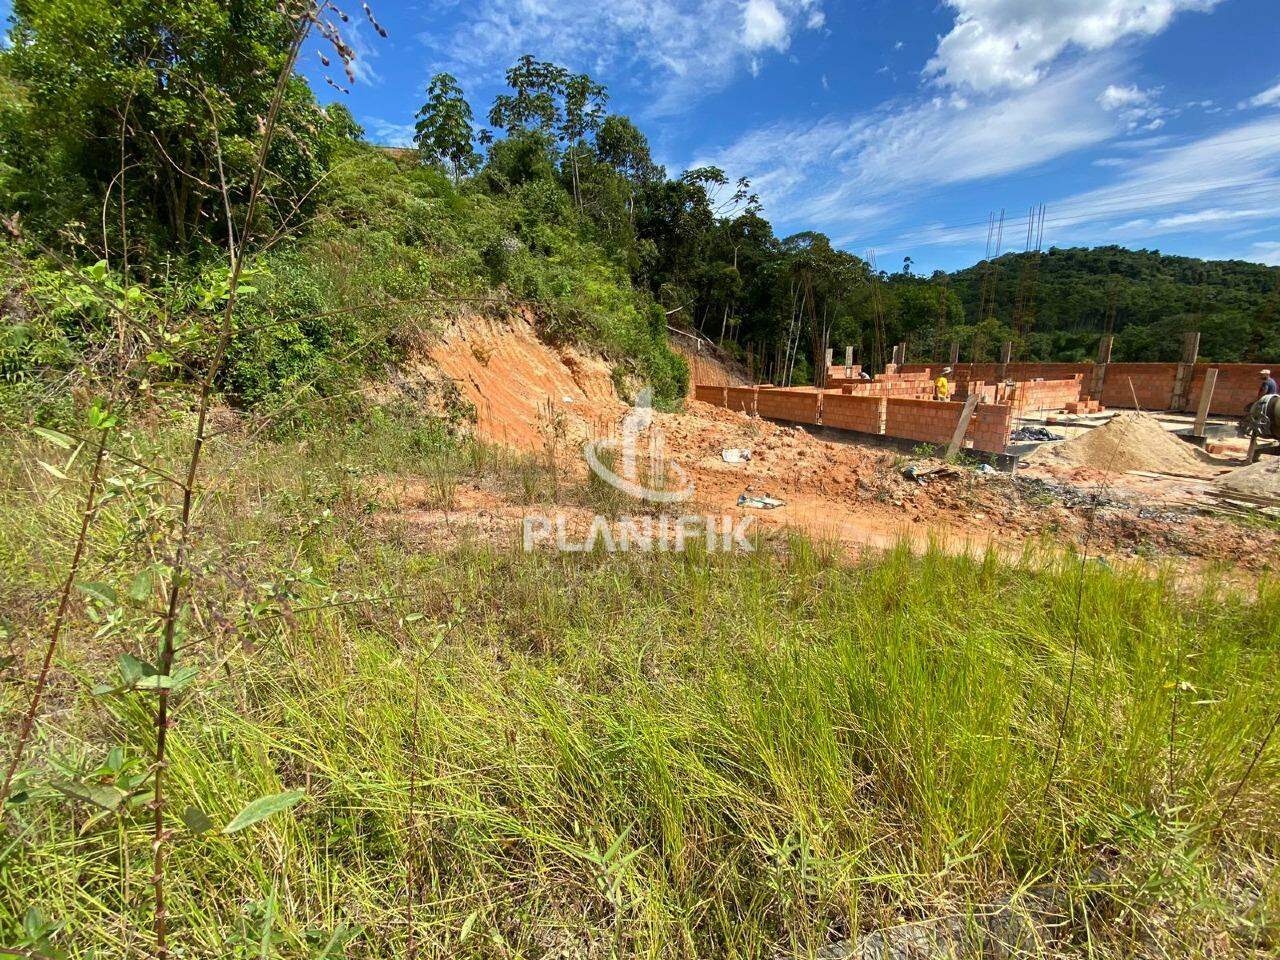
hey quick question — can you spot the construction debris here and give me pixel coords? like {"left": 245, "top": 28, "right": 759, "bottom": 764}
{"left": 1214, "top": 456, "right": 1280, "bottom": 500}
{"left": 1010, "top": 425, "right": 1065, "bottom": 442}
{"left": 902, "top": 461, "right": 962, "bottom": 482}
{"left": 738, "top": 492, "right": 786, "bottom": 509}
{"left": 721, "top": 448, "right": 752, "bottom": 463}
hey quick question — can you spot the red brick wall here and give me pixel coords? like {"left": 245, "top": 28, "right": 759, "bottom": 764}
{"left": 968, "top": 403, "right": 1014, "bottom": 453}
{"left": 693, "top": 384, "right": 727, "bottom": 405}
{"left": 901, "top": 359, "right": 1280, "bottom": 414}
{"left": 822, "top": 394, "right": 886, "bottom": 434}
{"left": 725, "top": 386, "right": 758, "bottom": 416}
{"left": 755, "top": 387, "right": 821, "bottom": 424}
{"left": 901, "top": 362, "right": 1094, "bottom": 383}
{"left": 952, "top": 381, "right": 998, "bottom": 403}
{"left": 1006, "top": 376, "right": 1084, "bottom": 415}
{"left": 693, "top": 382, "right": 1012, "bottom": 452}
{"left": 882, "top": 398, "right": 1012, "bottom": 453}
{"left": 834, "top": 379, "right": 936, "bottom": 399}
{"left": 1097, "top": 363, "right": 1177, "bottom": 410}
{"left": 825, "top": 364, "right": 863, "bottom": 383}
{"left": 1186, "top": 364, "right": 1275, "bottom": 415}
{"left": 883, "top": 398, "right": 963, "bottom": 447}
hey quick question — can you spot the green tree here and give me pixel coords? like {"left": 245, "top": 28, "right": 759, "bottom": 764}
{"left": 559, "top": 73, "right": 607, "bottom": 208}
{"left": 488, "top": 55, "right": 567, "bottom": 135}
{"left": 595, "top": 115, "right": 663, "bottom": 187}
{"left": 1, "top": 0, "right": 335, "bottom": 257}
{"left": 414, "top": 73, "right": 480, "bottom": 186}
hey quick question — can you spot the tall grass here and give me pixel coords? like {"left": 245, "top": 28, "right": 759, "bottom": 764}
{"left": 1, "top": 422, "right": 1278, "bottom": 957}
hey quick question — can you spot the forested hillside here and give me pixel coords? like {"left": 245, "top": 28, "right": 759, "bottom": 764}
{"left": 2, "top": 0, "right": 1277, "bottom": 425}
{"left": 936, "top": 246, "right": 1280, "bottom": 364}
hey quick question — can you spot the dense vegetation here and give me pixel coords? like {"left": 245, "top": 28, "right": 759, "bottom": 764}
{"left": 4, "top": 1, "right": 1277, "bottom": 423}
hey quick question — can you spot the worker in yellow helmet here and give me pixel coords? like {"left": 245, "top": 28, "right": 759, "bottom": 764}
{"left": 935, "top": 366, "right": 953, "bottom": 402}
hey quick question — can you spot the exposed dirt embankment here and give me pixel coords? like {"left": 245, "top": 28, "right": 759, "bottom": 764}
{"left": 420, "top": 310, "right": 622, "bottom": 452}
{"left": 671, "top": 337, "right": 748, "bottom": 396}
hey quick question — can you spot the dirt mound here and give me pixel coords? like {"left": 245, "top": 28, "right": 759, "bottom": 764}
{"left": 1215, "top": 457, "right": 1280, "bottom": 499}
{"left": 1025, "top": 412, "right": 1213, "bottom": 476}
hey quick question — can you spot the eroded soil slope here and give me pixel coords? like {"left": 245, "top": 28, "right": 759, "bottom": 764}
{"left": 422, "top": 310, "right": 622, "bottom": 451}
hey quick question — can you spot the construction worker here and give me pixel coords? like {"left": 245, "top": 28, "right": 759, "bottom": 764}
{"left": 1259, "top": 369, "right": 1277, "bottom": 399}
{"left": 935, "top": 366, "right": 952, "bottom": 401}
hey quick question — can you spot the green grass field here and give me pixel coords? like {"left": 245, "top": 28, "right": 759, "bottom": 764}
{"left": 2, "top": 417, "right": 1278, "bottom": 958}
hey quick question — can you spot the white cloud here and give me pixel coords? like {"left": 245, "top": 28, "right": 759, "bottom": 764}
{"left": 926, "top": 0, "right": 1222, "bottom": 93}
{"left": 1098, "top": 83, "right": 1150, "bottom": 110}
{"left": 1096, "top": 83, "right": 1176, "bottom": 132}
{"left": 1252, "top": 241, "right": 1280, "bottom": 266}
{"left": 692, "top": 58, "right": 1116, "bottom": 236}
{"left": 421, "top": 0, "right": 826, "bottom": 114}
{"left": 364, "top": 118, "right": 416, "bottom": 147}
{"left": 1154, "top": 208, "right": 1269, "bottom": 229}
{"left": 1053, "top": 116, "right": 1280, "bottom": 223}
{"left": 1023, "top": 115, "right": 1280, "bottom": 250}
{"left": 345, "top": 21, "right": 383, "bottom": 86}
{"left": 697, "top": 66, "right": 1280, "bottom": 262}
{"left": 743, "top": 0, "right": 788, "bottom": 50}
{"left": 1241, "top": 80, "right": 1280, "bottom": 110}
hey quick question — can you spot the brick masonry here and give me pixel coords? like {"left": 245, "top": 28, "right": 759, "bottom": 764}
{"left": 882, "top": 397, "right": 1011, "bottom": 452}
{"left": 822, "top": 394, "right": 886, "bottom": 434}
{"left": 754, "top": 387, "right": 821, "bottom": 425}
{"left": 694, "top": 383, "right": 1013, "bottom": 453}
{"left": 1005, "top": 376, "right": 1084, "bottom": 416}
{"left": 693, "top": 356, "right": 1280, "bottom": 453}
{"left": 725, "top": 386, "right": 758, "bottom": 416}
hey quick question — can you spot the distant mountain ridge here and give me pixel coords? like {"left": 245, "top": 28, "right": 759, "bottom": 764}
{"left": 936, "top": 245, "right": 1280, "bottom": 363}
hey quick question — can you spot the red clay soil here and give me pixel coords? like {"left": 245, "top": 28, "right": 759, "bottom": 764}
{"left": 423, "top": 310, "right": 622, "bottom": 452}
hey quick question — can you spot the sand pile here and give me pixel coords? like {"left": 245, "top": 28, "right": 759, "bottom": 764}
{"left": 1215, "top": 457, "right": 1280, "bottom": 499}
{"left": 1026, "top": 412, "right": 1213, "bottom": 475}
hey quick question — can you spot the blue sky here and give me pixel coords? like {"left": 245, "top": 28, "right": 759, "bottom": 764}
{"left": 7, "top": 0, "right": 1278, "bottom": 272}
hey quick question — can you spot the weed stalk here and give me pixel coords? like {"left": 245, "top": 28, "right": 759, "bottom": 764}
{"left": 148, "top": 12, "right": 310, "bottom": 956}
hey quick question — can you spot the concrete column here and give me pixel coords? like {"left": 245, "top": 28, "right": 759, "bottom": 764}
{"left": 998, "top": 341, "right": 1012, "bottom": 381}
{"left": 1193, "top": 368, "right": 1218, "bottom": 437}
{"left": 1172, "top": 331, "right": 1201, "bottom": 411}
{"left": 1091, "top": 335, "right": 1113, "bottom": 399}
{"left": 949, "top": 341, "right": 960, "bottom": 366}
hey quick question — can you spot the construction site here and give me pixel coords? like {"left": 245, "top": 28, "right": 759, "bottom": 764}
{"left": 390, "top": 312, "right": 1280, "bottom": 576}
{"left": 694, "top": 332, "right": 1269, "bottom": 459}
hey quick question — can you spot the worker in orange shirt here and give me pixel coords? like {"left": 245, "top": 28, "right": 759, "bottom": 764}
{"left": 935, "top": 366, "right": 953, "bottom": 401}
